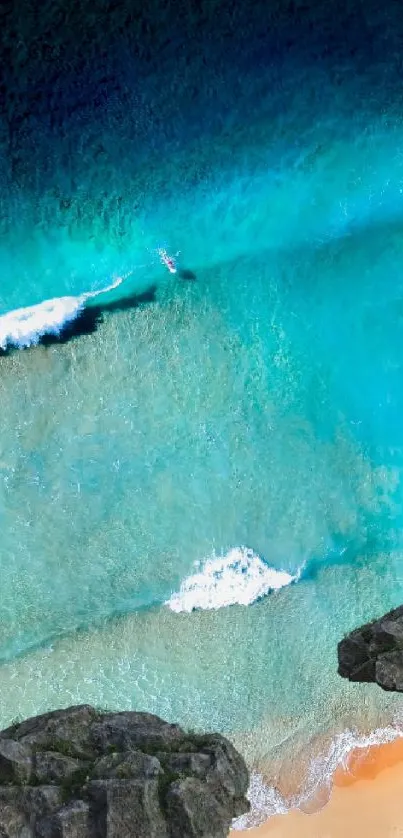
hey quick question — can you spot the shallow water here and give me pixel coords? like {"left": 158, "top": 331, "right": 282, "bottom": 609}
{"left": 2, "top": 0, "right": 403, "bottom": 824}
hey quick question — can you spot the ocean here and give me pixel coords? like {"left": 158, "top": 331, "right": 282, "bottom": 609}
{"left": 2, "top": 0, "right": 403, "bottom": 826}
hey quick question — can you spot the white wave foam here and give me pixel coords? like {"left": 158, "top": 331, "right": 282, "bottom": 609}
{"left": 231, "top": 773, "right": 289, "bottom": 830}
{"left": 232, "top": 723, "right": 403, "bottom": 830}
{"left": 0, "top": 276, "right": 123, "bottom": 351}
{"left": 165, "top": 547, "right": 298, "bottom": 613}
{"left": 306, "top": 724, "right": 401, "bottom": 798}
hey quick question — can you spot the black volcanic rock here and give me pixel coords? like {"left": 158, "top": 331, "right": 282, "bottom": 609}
{"left": 0, "top": 704, "right": 249, "bottom": 837}
{"left": 338, "top": 604, "right": 403, "bottom": 691}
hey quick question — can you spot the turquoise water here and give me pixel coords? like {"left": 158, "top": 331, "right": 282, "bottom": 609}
{"left": 3, "top": 2, "right": 403, "bottom": 821}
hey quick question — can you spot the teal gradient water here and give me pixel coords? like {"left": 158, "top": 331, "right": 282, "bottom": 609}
{"left": 2, "top": 39, "right": 403, "bottom": 816}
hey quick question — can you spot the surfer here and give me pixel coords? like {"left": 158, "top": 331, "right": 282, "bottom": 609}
{"left": 157, "top": 248, "right": 178, "bottom": 274}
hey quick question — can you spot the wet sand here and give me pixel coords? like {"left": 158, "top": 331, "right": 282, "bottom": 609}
{"left": 232, "top": 737, "right": 403, "bottom": 837}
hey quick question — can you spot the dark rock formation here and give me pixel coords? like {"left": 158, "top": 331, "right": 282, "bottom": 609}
{"left": 0, "top": 704, "right": 249, "bottom": 837}
{"left": 338, "top": 604, "right": 403, "bottom": 691}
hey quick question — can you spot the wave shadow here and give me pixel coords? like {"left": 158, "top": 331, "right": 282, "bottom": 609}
{"left": 0, "top": 260, "right": 197, "bottom": 357}
{"left": 17, "top": 285, "right": 158, "bottom": 351}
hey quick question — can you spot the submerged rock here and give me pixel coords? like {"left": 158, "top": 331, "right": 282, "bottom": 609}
{"left": 338, "top": 604, "right": 403, "bottom": 690}
{"left": 0, "top": 704, "right": 249, "bottom": 837}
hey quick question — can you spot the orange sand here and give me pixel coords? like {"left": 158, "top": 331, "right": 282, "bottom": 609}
{"left": 231, "top": 737, "right": 403, "bottom": 837}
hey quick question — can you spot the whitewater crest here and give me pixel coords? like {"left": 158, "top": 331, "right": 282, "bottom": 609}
{"left": 165, "top": 547, "right": 298, "bottom": 613}
{"left": 0, "top": 276, "right": 123, "bottom": 351}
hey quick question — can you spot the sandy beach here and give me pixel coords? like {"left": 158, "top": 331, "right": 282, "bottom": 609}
{"left": 232, "top": 737, "right": 403, "bottom": 837}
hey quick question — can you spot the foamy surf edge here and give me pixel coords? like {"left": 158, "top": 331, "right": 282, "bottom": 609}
{"left": 231, "top": 723, "right": 403, "bottom": 830}
{"left": 0, "top": 276, "right": 123, "bottom": 351}
{"left": 165, "top": 547, "right": 299, "bottom": 613}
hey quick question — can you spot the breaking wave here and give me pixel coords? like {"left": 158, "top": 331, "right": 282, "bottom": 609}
{"left": 0, "top": 276, "right": 124, "bottom": 351}
{"left": 165, "top": 547, "right": 300, "bottom": 613}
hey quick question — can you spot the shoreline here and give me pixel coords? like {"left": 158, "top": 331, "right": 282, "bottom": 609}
{"left": 231, "top": 736, "right": 403, "bottom": 836}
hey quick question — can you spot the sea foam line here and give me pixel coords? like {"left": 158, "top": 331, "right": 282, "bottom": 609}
{"left": 0, "top": 276, "right": 124, "bottom": 351}
{"left": 232, "top": 723, "right": 403, "bottom": 830}
{"left": 165, "top": 546, "right": 299, "bottom": 613}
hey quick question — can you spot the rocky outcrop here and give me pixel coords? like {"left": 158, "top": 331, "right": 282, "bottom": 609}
{"left": 338, "top": 604, "right": 403, "bottom": 691}
{"left": 0, "top": 704, "right": 249, "bottom": 837}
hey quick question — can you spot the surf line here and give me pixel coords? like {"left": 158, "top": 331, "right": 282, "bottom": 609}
{"left": 0, "top": 246, "right": 185, "bottom": 353}
{"left": 0, "top": 275, "right": 128, "bottom": 352}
